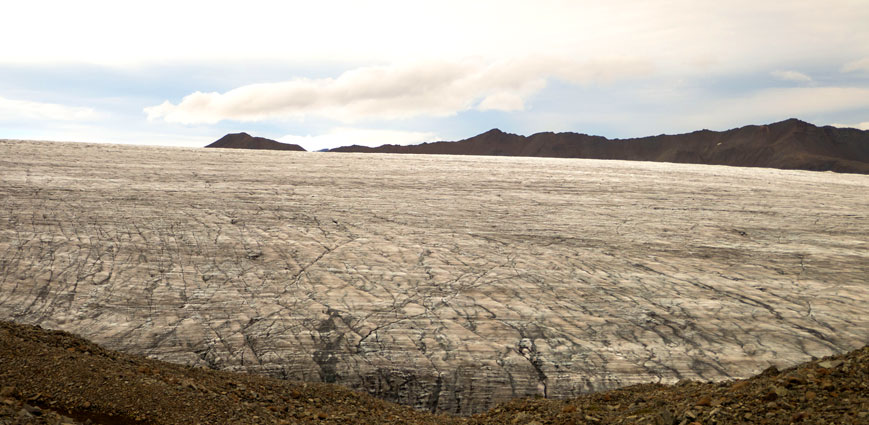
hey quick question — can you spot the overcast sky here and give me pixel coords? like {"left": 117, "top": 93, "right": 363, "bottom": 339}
{"left": 2, "top": 0, "right": 869, "bottom": 151}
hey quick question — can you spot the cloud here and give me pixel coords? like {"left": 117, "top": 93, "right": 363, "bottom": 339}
{"left": 831, "top": 121, "right": 869, "bottom": 131}
{"left": 0, "top": 96, "right": 96, "bottom": 121}
{"left": 144, "top": 58, "right": 651, "bottom": 125}
{"left": 3, "top": 0, "right": 867, "bottom": 74}
{"left": 770, "top": 70, "right": 812, "bottom": 83}
{"left": 842, "top": 58, "right": 869, "bottom": 73}
{"left": 280, "top": 128, "right": 440, "bottom": 151}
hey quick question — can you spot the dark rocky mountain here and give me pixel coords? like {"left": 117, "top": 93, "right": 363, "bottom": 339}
{"left": 331, "top": 119, "right": 869, "bottom": 174}
{"left": 206, "top": 132, "right": 306, "bottom": 151}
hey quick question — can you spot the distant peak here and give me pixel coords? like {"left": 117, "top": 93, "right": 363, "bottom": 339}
{"left": 483, "top": 128, "right": 506, "bottom": 135}
{"left": 474, "top": 128, "right": 523, "bottom": 140}
{"left": 771, "top": 118, "right": 811, "bottom": 127}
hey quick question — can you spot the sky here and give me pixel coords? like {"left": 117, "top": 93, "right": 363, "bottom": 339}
{"left": 2, "top": 0, "right": 869, "bottom": 151}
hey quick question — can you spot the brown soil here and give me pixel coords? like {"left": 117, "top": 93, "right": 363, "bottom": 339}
{"left": 330, "top": 119, "right": 869, "bottom": 174}
{"left": 2, "top": 321, "right": 867, "bottom": 424}
{"left": 206, "top": 133, "right": 306, "bottom": 151}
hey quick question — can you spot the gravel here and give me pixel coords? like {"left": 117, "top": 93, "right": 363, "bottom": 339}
{"left": 2, "top": 320, "right": 866, "bottom": 424}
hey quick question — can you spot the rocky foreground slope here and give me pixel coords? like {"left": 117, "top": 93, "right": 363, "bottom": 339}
{"left": 331, "top": 119, "right": 869, "bottom": 174}
{"left": 2, "top": 320, "right": 867, "bottom": 424}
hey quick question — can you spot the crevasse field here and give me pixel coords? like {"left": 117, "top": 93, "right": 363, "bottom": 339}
{"left": 1, "top": 140, "right": 867, "bottom": 414}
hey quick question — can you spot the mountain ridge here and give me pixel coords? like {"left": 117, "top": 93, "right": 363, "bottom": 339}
{"left": 330, "top": 119, "right": 869, "bottom": 174}
{"left": 206, "top": 132, "right": 306, "bottom": 151}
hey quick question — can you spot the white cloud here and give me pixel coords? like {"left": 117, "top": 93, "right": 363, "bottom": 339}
{"left": 3, "top": 1, "right": 867, "bottom": 71}
{"left": 145, "top": 58, "right": 651, "bottom": 124}
{"left": 477, "top": 90, "right": 536, "bottom": 112}
{"left": 831, "top": 121, "right": 869, "bottom": 131}
{"left": 0, "top": 96, "right": 96, "bottom": 121}
{"left": 770, "top": 70, "right": 812, "bottom": 83}
{"left": 842, "top": 58, "right": 869, "bottom": 73}
{"left": 280, "top": 128, "right": 440, "bottom": 151}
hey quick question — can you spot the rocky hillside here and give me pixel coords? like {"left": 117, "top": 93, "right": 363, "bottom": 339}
{"left": 331, "top": 119, "right": 869, "bottom": 174}
{"left": 206, "top": 133, "right": 306, "bottom": 151}
{"left": 2, "top": 320, "right": 867, "bottom": 424}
